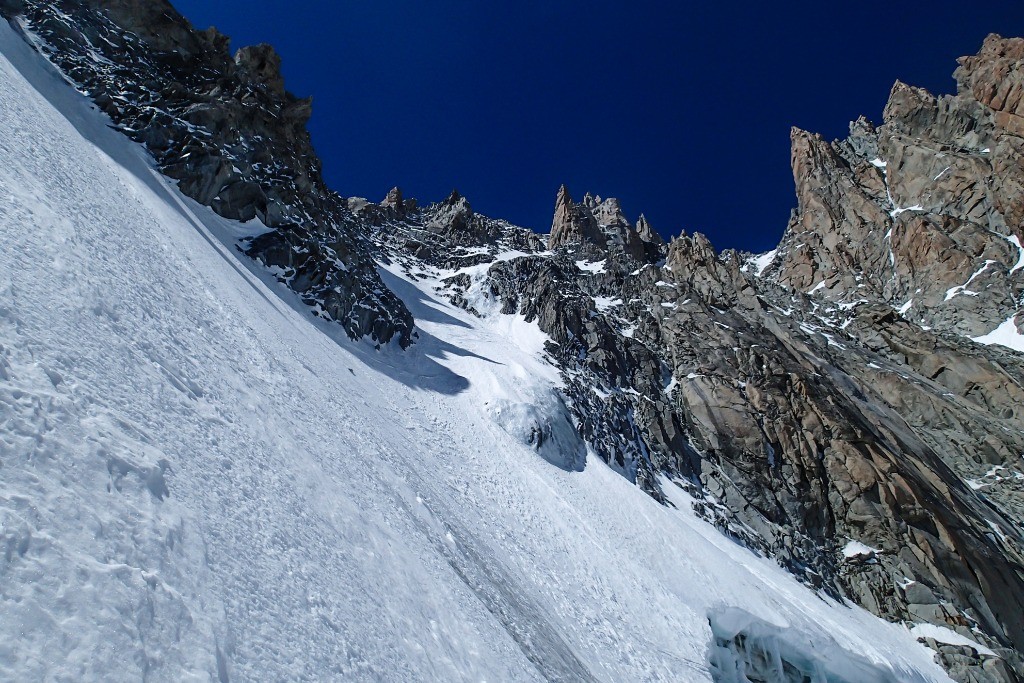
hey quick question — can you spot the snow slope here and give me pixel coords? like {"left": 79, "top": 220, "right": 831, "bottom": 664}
{"left": 0, "top": 19, "right": 951, "bottom": 682}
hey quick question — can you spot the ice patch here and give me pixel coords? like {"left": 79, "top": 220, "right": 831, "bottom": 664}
{"left": 709, "top": 607, "right": 910, "bottom": 682}
{"left": 944, "top": 261, "right": 994, "bottom": 301}
{"left": 843, "top": 540, "right": 879, "bottom": 560}
{"left": 575, "top": 259, "right": 606, "bottom": 274}
{"left": 890, "top": 204, "right": 925, "bottom": 218}
{"left": 808, "top": 281, "right": 827, "bottom": 295}
{"left": 592, "top": 296, "right": 622, "bottom": 312}
{"left": 1002, "top": 233, "right": 1024, "bottom": 274}
{"left": 485, "top": 391, "right": 586, "bottom": 472}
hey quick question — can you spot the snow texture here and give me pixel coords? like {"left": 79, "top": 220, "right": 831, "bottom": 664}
{"left": 709, "top": 608, "right": 906, "bottom": 682}
{"left": 972, "top": 315, "right": 1024, "bottom": 354}
{"left": 909, "top": 625, "right": 996, "bottom": 658}
{"left": 843, "top": 541, "right": 880, "bottom": 559}
{"left": 1003, "top": 233, "right": 1024, "bottom": 275}
{"left": 742, "top": 249, "right": 778, "bottom": 277}
{"left": 575, "top": 259, "right": 607, "bottom": 274}
{"left": 0, "top": 21, "right": 951, "bottom": 682}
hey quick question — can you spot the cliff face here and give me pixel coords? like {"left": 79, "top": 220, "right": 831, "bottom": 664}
{"left": 769, "top": 36, "right": 1024, "bottom": 342}
{"left": 4, "top": 1, "right": 1024, "bottom": 680}
{"left": 549, "top": 185, "right": 666, "bottom": 262}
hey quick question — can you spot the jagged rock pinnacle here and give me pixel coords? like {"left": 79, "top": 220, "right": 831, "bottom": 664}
{"left": 636, "top": 213, "right": 664, "bottom": 246}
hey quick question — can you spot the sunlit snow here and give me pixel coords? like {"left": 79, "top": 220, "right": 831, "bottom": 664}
{"left": 972, "top": 315, "right": 1024, "bottom": 354}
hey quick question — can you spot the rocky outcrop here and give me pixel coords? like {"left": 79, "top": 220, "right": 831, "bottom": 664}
{"left": 419, "top": 212, "right": 1024, "bottom": 680}
{"left": 957, "top": 35, "right": 1024, "bottom": 138}
{"left": 2, "top": 0, "right": 414, "bottom": 347}
{"left": 371, "top": 38, "right": 1024, "bottom": 680}
{"left": 549, "top": 184, "right": 603, "bottom": 252}
{"left": 636, "top": 213, "right": 664, "bottom": 248}
{"left": 548, "top": 185, "right": 665, "bottom": 262}
{"left": 768, "top": 35, "right": 1024, "bottom": 342}
{"left": 369, "top": 188, "right": 546, "bottom": 272}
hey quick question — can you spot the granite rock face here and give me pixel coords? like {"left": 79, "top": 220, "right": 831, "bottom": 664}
{"left": 548, "top": 185, "right": 667, "bottom": 262}
{"left": 5, "top": 3, "right": 1024, "bottom": 679}
{"left": 768, "top": 35, "right": 1024, "bottom": 342}
{"left": 3, "top": 0, "right": 413, "bottom": 347}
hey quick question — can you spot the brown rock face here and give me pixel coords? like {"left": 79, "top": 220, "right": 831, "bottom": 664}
{"left": 548, "top": 184, "right": 604, "bottom": 251}
{"left": 454, "top": 35, "right": 1024, "bottom": 681}
{"left": 769, "top": 35, "right": 1024, "bottom": 341}
{"left": 956, "top": 34, "right": 1024, "bottom": 122}
{"left": 234, "top": 44, "right": 287, "bottom": 95}
{"left": 636, "top": 213, "right": 664, "bottom": 247}
{"left": 547, "top": 185, "right": 666, "bottom": 262}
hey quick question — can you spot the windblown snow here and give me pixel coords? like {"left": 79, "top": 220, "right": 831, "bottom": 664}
{"left": 0, "top": 20, "right": 951, "bottom": 682}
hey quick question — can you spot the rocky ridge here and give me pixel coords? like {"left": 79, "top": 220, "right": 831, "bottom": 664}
{"left": 375, "top": 183, "right": 1024, "bottom": 681}
{"left": 767, "top": 35, "right": 1024, "bottom": 341}
{"left": 3, "top": 0, "right": 413, "bottom": 347}
{"left": 4, "top": 2, "right": 1024, "bottom": 680}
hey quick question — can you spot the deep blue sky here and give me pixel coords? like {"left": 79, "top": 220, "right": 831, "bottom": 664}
{"left": 172, "top": 1, "right": 1024, "bottom": 253}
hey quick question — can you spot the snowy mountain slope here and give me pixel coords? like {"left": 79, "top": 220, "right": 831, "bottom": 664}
{"left": 0, "top": 18, "right": 958, "bottom": 683}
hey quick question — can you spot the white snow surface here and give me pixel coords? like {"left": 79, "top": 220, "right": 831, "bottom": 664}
{"left": 575, "top": 259, "right": 607, "bottom": 274}
{"left": 742, "top": 249, "right": 778, "bottom": 277}
{"left": 843, "top": 541, "right": 880, "bottom": 559}
{"left": 972, "top": 315, "right": 1024, "bottom": 354}
{"left": 0, "top": 23, "right": 951, "bottom": 682}
{"left": 909, "top": 625, "right": 996, "bottom": 658}
{"left": 592, "top": 296, "right": 623, "bottom": 312}
{"left": 1003, "top": 233, "right": 1024, "bottom": 275}
{"left": 944, "top": 261, "right": 994, "bottom": 302}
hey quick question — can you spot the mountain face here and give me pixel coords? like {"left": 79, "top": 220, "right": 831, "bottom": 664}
{"left": 2, "top": 0, "right": 414, "bottom": 347}
{"left": 771, "top": 38, "right": 1024, "bottom": 340}
{"left": 2, "top": 1, "right": 1024, "bottom": 681}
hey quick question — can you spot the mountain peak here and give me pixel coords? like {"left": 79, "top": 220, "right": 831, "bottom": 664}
{"left": 234, "top": 43, "right": 286, "bottom": 95}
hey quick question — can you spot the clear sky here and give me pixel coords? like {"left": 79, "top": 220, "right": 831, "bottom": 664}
{"left": 171, "top": 1, "right": 1024, "bottom": 253}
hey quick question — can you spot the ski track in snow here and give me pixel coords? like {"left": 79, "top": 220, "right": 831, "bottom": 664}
{"left": 0, "top": 21, "right": 951, "bottom": 682}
